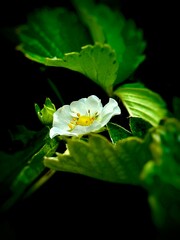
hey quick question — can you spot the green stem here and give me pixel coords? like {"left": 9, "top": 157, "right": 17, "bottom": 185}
{"left": 23, "top": 169, "right": 56, "bottom": 199}
{"left": 47, "top": 78, "right": 64, "bottom": 105}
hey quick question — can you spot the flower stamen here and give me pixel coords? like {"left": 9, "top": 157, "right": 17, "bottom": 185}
{"left": 76, "top": 115, "right": 95, "bottom": 126}
{"left": 68, "top": 111, "right": 99, "bottom": 130}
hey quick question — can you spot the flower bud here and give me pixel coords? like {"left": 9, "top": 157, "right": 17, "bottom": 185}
{"left": 35, "top": 98, "right": 56, "bottom": 125}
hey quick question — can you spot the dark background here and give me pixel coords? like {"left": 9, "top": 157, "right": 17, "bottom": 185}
{"left": 0, "top": 0, "right": 178, "bottom": 239}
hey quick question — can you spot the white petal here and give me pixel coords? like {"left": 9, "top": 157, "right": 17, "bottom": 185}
{"left": 102, "top": 98, "right": 120, "bottom": 116}
{"left": 50, "top": 126, "right": 78, "bottom": 138}
{"left": 99, "top": 98, "right": 121, "bottom": 126}
{"left": 53, "top": 105, "right": 72, "bottom": 126}
{"left": 70, "top": 121, "right": 102, "bottom": 136}
{"left": 85, "top": 95, "right": 103, "bottom": 115}
{"left": 50, "top": 127, "right": 63, "bottom": 138}
{"left": 88, "top": 121, "right": 103, "bottom": 132}
{"left": 70, "top": 98, "right": 87, "bottom": 115}
{"left": 50, "top": 105, "right": 77, "bottom": 138}
{"left": 71, "top": 125, "right": 89, "bottom": 135}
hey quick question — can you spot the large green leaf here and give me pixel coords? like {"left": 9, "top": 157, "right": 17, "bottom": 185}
{"left": 17, "top": 7, "right": 92, "bottom": 58}
{"left": 114, "top": 82, "right": 168, "bottom": 126}
{"left": 20, "top": 43, "right": 118, "bottom": 94}
{"left": 16, "top": 3, "right": 145, "bottom": 91}
{"left": 72, "top": 0, "right": 106, "bottom": 43}
{"left": 16, "top": 7, "right": 118, "bottom": 94}
{"left": 44, "top": 134, "right": 151, "bottom": 185}
{"left": 72, "top": 0, "right": 146, "bottom": 85}
{"left": 48, "top": 43, "right": 118, "bottom": 94}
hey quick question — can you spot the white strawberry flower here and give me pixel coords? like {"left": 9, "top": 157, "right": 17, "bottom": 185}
{"left": 50, "top": 95, "right": 121, "bottom": 138}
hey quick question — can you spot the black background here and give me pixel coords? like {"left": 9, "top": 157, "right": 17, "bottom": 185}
{"left": 0, "top": 0, "right": 178, "bottom": 239}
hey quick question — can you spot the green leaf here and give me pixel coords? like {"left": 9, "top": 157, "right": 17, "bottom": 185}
{"left": 141, "top": 118, "right": 180, "bottom": 189}
{"left": 16, "top": 6, "right": 118, "bottom": 93}
{"left": 16, "top": 7, "right": 92, "bottom": 59}
{"left": 114, "top": 82, "right": 168, "bottom": 126}
{"left": 0, "top": 127, "right": 47, "bottom": 184}
{"left": 72, "top": 0, "right": 106, "bottom": 43}
{"left": 72, "top": 0, "right": 146, "bottom": 85}
{"left": 0, "top": 127, "right": 59, "bottom": 211}
{"left": 57, "top": 43, "right": 117, "bottom": 94}
{"left": 140, "top": 118, "right": 180, "bottom": 230}
{"left": 44, "top": 134, "right": 150, "bottom": 185}
{"left": 129, "top": 117, "right": 153, "bottom": 138}
{"left": 21, "top": 43, "right": 118, "bottom": 94}
{"left": 107, "top": 122, "right": 132, "bottom": 143}
{"left": 16, "top": 3, "right": 145, "bottom": 91}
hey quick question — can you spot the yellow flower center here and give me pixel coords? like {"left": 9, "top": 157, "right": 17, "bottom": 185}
{"left": 76, "top": 116, "right": 95, "bottom": 126}
{"left": 68, "top": 111, "right": 98, "bottom": 130}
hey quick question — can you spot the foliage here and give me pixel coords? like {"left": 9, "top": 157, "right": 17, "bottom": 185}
{"left": 0, "top": 127, "right": 58, "bottom": 211}
{"left": 141, "top": 118, "right": 180, "bottom": 232}
{"left": 0, "top": 0, "right": 179, "bottom": 237}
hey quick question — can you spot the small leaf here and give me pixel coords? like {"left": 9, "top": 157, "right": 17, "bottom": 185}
{"left": 130, "top": 117, "right": 153, "bottom": 138}
{"left": 114, "top": 82, "right": 168, "bottom": 126}
{"left": 44, "top": 134, "right": 150, "bottom": 185}
{"left": 107, "top": 122, "right": 132, "bottom": 143}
